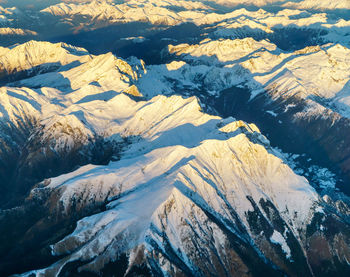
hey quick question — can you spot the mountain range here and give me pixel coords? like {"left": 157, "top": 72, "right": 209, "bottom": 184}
{"left": 0, "top": 1, "right": 349, "bottom": 276}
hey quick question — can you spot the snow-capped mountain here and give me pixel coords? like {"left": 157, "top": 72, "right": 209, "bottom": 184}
{"left": 283, "top": 0, "right": 350, "bottom": 11}
{"left": 0, "top": 6, "right": 20, "bottom": 23}
{"left": 0, "top": 41, "right": 90, "bottom": 83}
{"left": 39, "top": 1, "right": 350, "bottom": 31}
{"left": 204, "top": 0, "right": 285, "bottom": 7}
{"left": 29, "top": 0, "right": 350, "bottom": 61}
{"left": 40, "top": 0, "right": 211, "bottom": 27}
{"left": 207, "top": 0, "right": 350, "bottom": 10}
{"left": 207, "top": 9, "right": 350, "bottom": 48}
{"left": 0, "top": 40, "right": 348, "bottom": 276}
{"left": 0, "top": 41, "right": 143, "bottom": 210}
{"left": 7, "top": 42, "right": 142, "bottom": 92}
{"left": 0, "top": 28, "right": 37, "bottom": 36}
{"left": 136, "top": 37, "right": 350, "bottom": 193}
{"left": 0, "top": 1, "right": 350, "bottom": 276}
{"left": 22, "top": 94, "right": 324, "bottom": 277}
{"left": 0, "top": 0, "right": 349, "bottom": 55}
{"left": 165, "top": 38, "right": 350, "bottom": 113}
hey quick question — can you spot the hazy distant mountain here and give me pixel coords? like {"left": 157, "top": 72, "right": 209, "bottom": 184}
{"left": 0, "top": 1, "right": 349, "bottom": 277}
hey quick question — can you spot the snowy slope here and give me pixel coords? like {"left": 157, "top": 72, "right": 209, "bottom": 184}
{"left": 0, "top": 0, "right": 349, "bottom": 275}
{"left": 0, "top": 6, "right": 19, "bottom": 23}
{"left": 0, "top": 39, "right": 347, "bottom": 276}
{"left": 205, "top": 8, "right": 350, "bottom": 47}
{"left": 0, "top": 0, "right": 348, "bottom": 51}
{"left": 0, "top": 40, "right": 90, "bottom": 79}
{"left": 135, "top": 37, "right": 350, "bottom": 194}
{"left": 204, "top": 0, "right": 285, "bottom": 7}
{"left": 40, "top": 0, "right": 211, "bottom": 26}
{"left": 284, "top": 0, "right": 350, "bottom": 10}
{"left": 39, "top": 1, "right": 350, "bottom": 33}
{"left": 0, "top": 42, "right": 144, "bottom": 208}
{"left": 22, "top": 93, "right": 323, "bottom": 276}
{"left": 0, "top": 28, "right": 37, "bottom": 36}
{"left": 13, "top": 51, "right": 142, "bottom": 93}
{"left": 208, "top": 0, "right": 350, "bottom": 10}
{"left": 165, "top": 38, "right": 350, "bottom": 118}
{"left": 0, "top": 41, "right": 144, "bottom": 125}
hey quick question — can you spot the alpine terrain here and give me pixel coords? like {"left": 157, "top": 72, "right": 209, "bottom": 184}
{"left": 0, "top": 1, "right": 349, "bottom": 277}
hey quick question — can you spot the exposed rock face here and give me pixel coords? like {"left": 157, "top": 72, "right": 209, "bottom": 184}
{"left": 0, "top": 1, "right": 349, "bottom": 274}
{"left": 141, "top": 37, "right": 350, "bottom": 194}
{"left": 4, "top": 92, "right": 348, "bottom": 276}
{"left": 0, "top": 44, "right": 348, "bottom": 274}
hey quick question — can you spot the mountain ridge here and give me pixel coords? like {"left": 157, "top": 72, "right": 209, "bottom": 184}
{"left": 0, "top": 2, "right": 350, "bottom": 275}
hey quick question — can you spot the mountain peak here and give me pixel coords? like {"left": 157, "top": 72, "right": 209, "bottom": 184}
{"left": 0, "top": 40, "right": 90, "bottom": 79}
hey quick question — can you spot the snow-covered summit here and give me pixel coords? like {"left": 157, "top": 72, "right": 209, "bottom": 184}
{"left": 283, "top": 0, "right": 350, "bottom": 10}
{"left": 36, "top": 0, "right": 350, "bottom": 51}
{"left": 0, "top": 35, "right": 348, "bottom": 277}
{"left": 22, "top": 92, "right": 321, "bottom": 276}
{"left": 168, "top": 37, "right": 278, "bottom": 64}
{"left": 0, "top": 40, "right": 89, "bottom": 77}
{"left": 40, "top": 0, "right": 211, "bottom": 26}
{"left": 166, "top": 38, "right": 350, "bottom": 117}
{"left": 205, "top": 0, "right": 286, "bottom": 7}
{"left": 0, "top": 27, "right": 37, "bottom": 36}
